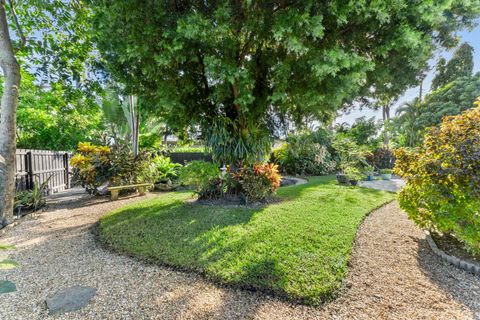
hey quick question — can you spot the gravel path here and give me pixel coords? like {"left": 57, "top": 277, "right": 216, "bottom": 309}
{"left": 1, "top": 195, "right": 479, "bottom": 319}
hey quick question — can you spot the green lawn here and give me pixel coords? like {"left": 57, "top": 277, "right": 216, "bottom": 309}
{"left": 99, "top": 176, "right": 394, "bottom": 305}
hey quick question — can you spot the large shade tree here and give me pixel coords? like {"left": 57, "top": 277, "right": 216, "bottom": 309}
{"left": 92, "top": 1, "right": 480, "bottom": 164}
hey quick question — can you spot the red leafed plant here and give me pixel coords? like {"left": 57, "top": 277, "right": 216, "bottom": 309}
{"left": 235, "top": 163, "right": 281, "bottom": 201}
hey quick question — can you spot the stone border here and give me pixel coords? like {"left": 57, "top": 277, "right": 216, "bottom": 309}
{"left": 425, "top": 231, "right": 480, "bottom": 276}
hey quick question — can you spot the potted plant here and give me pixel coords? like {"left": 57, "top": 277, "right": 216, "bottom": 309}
{"left": 345, "top": 167, "right": 363, "bottom": 186}
{"left": 364, "top": 165, "right": 375, "bottom": 181}
{"left": 336, "top": 173, "right": 349, "bottom": 185}
{"left": 380, "top": 168, "right": 393, "bottom": 180}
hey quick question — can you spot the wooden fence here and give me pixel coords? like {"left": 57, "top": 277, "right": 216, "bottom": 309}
{"left": 15, "top": 149, "right": 72, "bottom": 194}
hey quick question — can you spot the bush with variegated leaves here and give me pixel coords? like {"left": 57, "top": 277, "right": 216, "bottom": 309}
{"left": 395, "top": 98, "right": 480, "bottom": 255}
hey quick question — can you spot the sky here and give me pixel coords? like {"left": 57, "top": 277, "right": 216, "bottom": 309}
{"left": 335, "top": 26, "right": 480, "bottom": 125}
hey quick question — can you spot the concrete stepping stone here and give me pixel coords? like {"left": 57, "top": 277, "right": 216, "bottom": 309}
{"left": 46, "top": 286, "right": 96, "bottom": 314}
{"left": 0, "top": 280, "right": 16, "bottom": 294}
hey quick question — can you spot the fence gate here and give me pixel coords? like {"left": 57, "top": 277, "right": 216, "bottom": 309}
{"left": 15, "top": 149, "right": 72, "bottom": 194}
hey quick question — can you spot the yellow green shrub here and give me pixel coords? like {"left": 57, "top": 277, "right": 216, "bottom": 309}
{"left": 395, "top": 98, "right": 480, "bottom": 255}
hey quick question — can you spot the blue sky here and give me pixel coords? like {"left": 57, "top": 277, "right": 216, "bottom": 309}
{"left": 335, "top": 26, "right": 480, "bottom": 124}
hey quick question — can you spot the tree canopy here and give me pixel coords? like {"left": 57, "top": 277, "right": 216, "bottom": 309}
{"left": 1, "top": 70, "right": 103, "bottom": 150}
{"left": 91, "top": 0, "right": 480, "bottom": 163}
{"left": 394, "top": 73, "right": 480, "bottom": 147}
{"left": 419, "top": 73, "right": 480, "bottom": 128}
{"left": 431, "top": 42, "right": 474, "bottom": 90}
{"left": 335, "top": 117, "right": 379, "bottom": 148}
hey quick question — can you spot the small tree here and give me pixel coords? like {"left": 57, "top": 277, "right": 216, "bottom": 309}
{"left": 0, "top": 1, "right": 96, "bottom": 224}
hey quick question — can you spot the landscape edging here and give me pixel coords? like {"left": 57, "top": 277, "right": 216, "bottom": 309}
{"left": 425, "top": 230, "right": 480, "bottom": 276}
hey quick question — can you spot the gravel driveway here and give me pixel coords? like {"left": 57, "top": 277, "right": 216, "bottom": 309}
{"left": 0, "top": 194, "right": 479, "bottom": 319}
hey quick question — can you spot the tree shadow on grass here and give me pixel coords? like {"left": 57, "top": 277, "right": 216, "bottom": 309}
{"left": 98, "top": 196, "right": 299, "bottom": 302}
{"left": 415, "top": 237, "right": 480, "bottom": 316}
{"left": 100, "top": 178, "right": 392, "bottom": 306}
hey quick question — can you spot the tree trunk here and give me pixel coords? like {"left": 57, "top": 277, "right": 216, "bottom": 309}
{"left": 419, "top": 79, "right": 423, "bottom": 102}
{"left": 382, "top": 105, "right": 390, "bottom": 147}
{"left": 0, "top": 1, "right": 21, "bottom": 226}
{"left": 128, "top": 95, "right": 139, "bottom": 157}
{"left": 163, "top": 125, "right": 169, "bottom": 144}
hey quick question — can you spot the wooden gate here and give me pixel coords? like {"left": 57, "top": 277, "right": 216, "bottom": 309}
{"left": 15, "top": 149, "right": 72, "bottom": 194}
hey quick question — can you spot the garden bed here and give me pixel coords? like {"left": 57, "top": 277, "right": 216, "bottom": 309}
{"left": 98, "top": 176, "right": 394, "bottom": 305}
{"left": 431, "top": 232, "right": 480, "bottom": 265}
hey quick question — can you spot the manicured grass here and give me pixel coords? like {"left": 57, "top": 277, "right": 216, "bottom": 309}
{"left": 99, "top": 176, "right": 394, "bottom": 305}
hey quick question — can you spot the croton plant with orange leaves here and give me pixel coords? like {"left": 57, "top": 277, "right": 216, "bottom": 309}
{"left": 233, "top": 163, "right": 281, "bottom": 201}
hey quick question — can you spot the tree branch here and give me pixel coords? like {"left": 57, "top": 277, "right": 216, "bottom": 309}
{"left": 6, "top": 0, "right": 26, "bottom": 49}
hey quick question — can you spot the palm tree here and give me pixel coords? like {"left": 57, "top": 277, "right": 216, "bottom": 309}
{"left": 396, "top": 99, "right": 421, "bottom": 147}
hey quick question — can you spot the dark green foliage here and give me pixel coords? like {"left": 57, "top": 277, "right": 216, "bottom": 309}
{"left": 108, "top": 147, "right": 152, "bottom": 186}
{"left": 418, "top": 74, "right": 480, "bottom": 128}
{"left": 14, "top": 177, "right": 50, "bottom": 212}
{"left": 365, "top": 148, "right": 395, "bottom": 170}
{"left": 91, "top": 0, "right": 479, "bottom": 163}
{"left": 179, "top": 161, "right": 220, "bottom": 192}
{"left": 205, "top": 118, "right": 272, "bottom": 165}
{"left": 335, "top": 117, "right": 380, "bottom": 148}
{"left": 8, "top": 71, "right": 104, "bottom": 150}
{"left": 395, "top": 74, "right": 480, "bottom": 146}
{"left": 99, "top": 176, "right": 394, "bottom": 305}
{"left": 431, "top": 58, "right": 448, "bottom": 91}
{"left": 274, "top": 129, "right": 336, "bottom": 175}
{"left": 196, "top": 177, "right": 226, "bottom": 200}
{"left": 331, "top": 136, "right": 369, "bottom": 173}
{"left": 431, "top": 43, "right": 475, "bottom": 90}
{"left": 148, "top": 155, "right": 182, "bottom": 184}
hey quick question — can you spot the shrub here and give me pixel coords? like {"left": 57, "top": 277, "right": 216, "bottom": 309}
{"left": 331, "top": 136, "right": 369, "bottom": 173}
{"left": 14, "top": 177, "right": 50, "bottom": 213}
{"left": 109, "top": 146, "right": 152, "bottom": 186}
{"left": 170, "top": 145, "right": 205, "bottom": 153}
{"left": 149, "top": 155, "right": 182, "bottom": 183}
{"left": 395, "top": 99, "right": 480, "bottom": 255}
{"left": 365, "top": 147, "right": 395, "bottom": 170}
{"left": 274, "top": 130, "right": 336, "bottom": 175}
{"left": 379, "top": 169, "right": 393, "bottom": 174}
{"left": 179, "top": 161, "right": 220, "bottom": 192}
{"left": 196, "top": 177, "right": 226, "bottom": 199}
{"left": 345, "top": 167, "right": 364, "bottom": 181}
{"left": 71, "top": 142, "right": 152, "bottom": 193}
{"left": 70, "top": 142, "right": 112, "bottom": 193}
{"left": 234, "top": 163, "right": 281, "bottom": 201}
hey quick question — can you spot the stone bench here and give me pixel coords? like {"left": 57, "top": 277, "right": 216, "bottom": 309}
{"left": 107, "top": 183, "right": 151, "bottom": 201}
